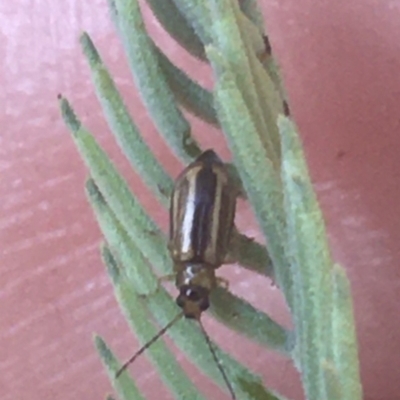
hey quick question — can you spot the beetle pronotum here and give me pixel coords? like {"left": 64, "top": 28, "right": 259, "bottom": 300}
{"left": 117, "top": 150, "right": 237, "bottom": 399}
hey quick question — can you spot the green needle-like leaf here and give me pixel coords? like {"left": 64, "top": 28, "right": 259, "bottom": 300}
{"left": 210, "top": 287, "right": 290, "bottom": 353}
{"left": 80, "top": 32, "right": 172, "bottom": 205}
{"left": 169, "top": 0, "right": 213, "bottom": 46}
{"left": 144, "top": 0, "right": 206, "bottom": 60}
{"left": 210, "top": 50, "right": 293, "bottom": 310}
{"left": 95, "top": 336, "right": 146, "bottom": 400}
{"left": 331, "top": 264, "right": 362, "bottom": 400}
{"left": 108, "top": 0, "right": 217, "bottom": 126}
{"left": 238, "top": 0, "right": 265, "bottom": 32}
{"left": 155, "top": 46, "right": 218, "bottom": 126}
{"left": 60, "top": 96, "right": 172, "bottom": 276}
{"left": 279, "top": 117, "right": 361, "bottom": 400}
{"left": 279, "top": 116, "right": 337, "bottom": 400}
{"left": 208, "top": 0, "right": 281, "bottom": 167}
{"left": 112, "top": 0, "right": 201, "bottom": 162}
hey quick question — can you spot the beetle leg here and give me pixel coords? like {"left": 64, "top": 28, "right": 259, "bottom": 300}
{"left": 224, "top": 228, "right": 256, "bottom": 264}
{"left": 216, "top": 276, "right": 230, "bottom": 290}
{"left": 158, "top": 273, "right": 176, "bottom": 284}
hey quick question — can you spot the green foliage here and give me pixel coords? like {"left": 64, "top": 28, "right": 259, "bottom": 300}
{"left": 60, "top": 0, "right": 362, "bottom": 399}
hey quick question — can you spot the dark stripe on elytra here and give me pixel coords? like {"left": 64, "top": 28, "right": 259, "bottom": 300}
{"left": 169, "top": 175, "right": 189, "bottom": 242}
{"left": 190, "top": 165, "right": 217, "bottom": 261}
{"left": 216, "top": 182, "right": 236, "bottom": 264}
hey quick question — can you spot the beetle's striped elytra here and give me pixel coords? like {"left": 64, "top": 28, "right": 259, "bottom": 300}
{"left": 169, "top": 149, "right": 236, "bottom": 319}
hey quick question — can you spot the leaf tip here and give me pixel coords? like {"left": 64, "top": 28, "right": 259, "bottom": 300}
{"left": 85, "top": 178, "right": 106, "bottom": 204}
{"left": 101, "top": 244, "right": 121, "bottom": 283}
{"left": 80, "top": 31, "right": 101, "bottom": 67}
{"left": 59, "top": 96, "right": 81, "bottom": 133}
{"left": 94, "top": 334, "right": 110, "bottom": 359}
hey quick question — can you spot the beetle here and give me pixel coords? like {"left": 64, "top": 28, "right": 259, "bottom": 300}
{"left": 117, "top": 149, "right": 237, "bottom": 399}
{"left": 170, "top": 149, "right": 236, "bottom": 320}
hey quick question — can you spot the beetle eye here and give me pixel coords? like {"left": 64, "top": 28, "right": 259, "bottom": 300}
{"left": 176, "top": 295, "right": 185, "bottom": 308}
{"left": 186, "top": 288, "right": 201, "bottom": 301}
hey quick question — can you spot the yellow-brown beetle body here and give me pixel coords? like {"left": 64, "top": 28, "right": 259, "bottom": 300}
{"left": 169, "top": 149, "right": 236, "bottom": 319}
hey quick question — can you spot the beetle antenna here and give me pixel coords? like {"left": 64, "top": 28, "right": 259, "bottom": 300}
{"left": 116, "top": 311, "right": 183, "bottom": 378}
{"left": 198, "top": 319, "right": 236, "bottom": 399}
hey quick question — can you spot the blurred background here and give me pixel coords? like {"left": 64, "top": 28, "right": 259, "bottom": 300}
{"left": 1, "top": 1, "right": 400, "bottom": 399}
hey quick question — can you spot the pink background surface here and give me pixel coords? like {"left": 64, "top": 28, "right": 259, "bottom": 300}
{"left": 2, "top": 1, "right": 400, "bottom": 399}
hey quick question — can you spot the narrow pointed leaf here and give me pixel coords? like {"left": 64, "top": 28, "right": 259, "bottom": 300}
{"left": 95, "top": 336, "right": 146, "bottom": 400}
